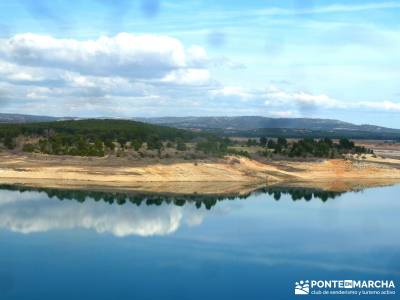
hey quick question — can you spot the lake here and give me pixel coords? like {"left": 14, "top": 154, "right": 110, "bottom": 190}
{"left": 0, "top": 184, "right": 399, "bottom": 299}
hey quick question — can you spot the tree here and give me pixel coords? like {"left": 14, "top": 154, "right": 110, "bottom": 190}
{"left": 104, "top": 139, "right": 115, "bottom": 151}
{"left": 273, "top": 144, "right": 282, "bottom": 154}
{"left": 147, "top": 136, "right": 163, "bottom": 150}
{"left": 50, "top": 135, "right": 63, "bottom": 154}
{"left": 323, "top": 137, "right": 333, "bottom": 146}
{"left": 314, "top": 140, "right": 330, "bottom": 157}
{"left": 4, "top": 136, "right": 16, "bottom": 150}
{"left": 131, "top": 139, "right": 143, "bottom": 151}
{"left": 76, "top": 137, "right": 88, "bottom": 156}
{"left": 117, "top": 137, "right": 128, "bottom": 149}
{"left": 246, "top": 139, "right": 257, "bottom": 147}
{"left": 277, "top": 137, "right": 288, "bottom": 148}
{"left": 259, "top": 136, "right": 267, "bottom": 147}
{"left": 267, "top": 139, "right": 276, "bottom": 149}
{"left": 22, "top": 143, "right": 35, "bottom": 152}
{"left": 196, "top": 139, "right": 224, "bottom": 155}
{"left": 176, "top": 139, "right": 187, "bottom": 151}
{"left": 339, "top": 138, "right": 354, "bottom": 149}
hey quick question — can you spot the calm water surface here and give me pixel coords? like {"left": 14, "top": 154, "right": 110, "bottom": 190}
{"left": 0, "top": 185, "right": 399, "bottom": 299}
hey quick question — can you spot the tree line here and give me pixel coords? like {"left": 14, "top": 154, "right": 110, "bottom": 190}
{"left": 250, "top": 137, "right": 372, "bottom": 158}
{"left": 0, "top": 119, "right": 215, "bottom": 157}
{"left": 0, "top": 119, "right": 254, "bottom": 158}
{"left": 0, "top": 119, "right": 372, "bottom": 159}
{"left": 0, "top": 184, "right": 342, "bottom": 206}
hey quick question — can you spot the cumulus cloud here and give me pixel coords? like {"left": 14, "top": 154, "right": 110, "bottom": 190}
{"left": 0, "top": 33, "right": 217, "bottom": 114}
{"left": 161, "top": 69, "right": 210, "bottom": 85}
{"left": 211, "top": 86, "right": 255, "bottom": 101}
{"left": 264, "top": 86, "right": 343, "bottom": 112}
{"left": 0, "top": 32, "right": 399, "bottom": 118}
{"left": 208, "top": 83, "right": 400, "bottom": 117}
{"left": 207, "top": 84, "right": 343, "bottom": 115}
{"left": 262, "top": 85, "right": 400, "bottom": 114}
{"left": 359, "top": 100, "right": 400, "bottom": 112}
{"left": 0, "top": 33, "right": 206, "bottom": 79}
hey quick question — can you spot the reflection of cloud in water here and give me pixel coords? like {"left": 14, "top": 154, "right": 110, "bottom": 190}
{"left": 0, "top": 185, "right": 348, "bottom": 236}
{"left": 0, "top": 191, "right": 206, "bottom": 237}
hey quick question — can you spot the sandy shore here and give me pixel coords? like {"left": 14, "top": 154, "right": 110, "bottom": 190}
{"left": 1, "top": 152, "right": 400, "bottom": 194}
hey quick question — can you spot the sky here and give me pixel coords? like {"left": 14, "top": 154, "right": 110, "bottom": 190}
{"left": 0, "top": 0, "right": 400, "bottom": 127}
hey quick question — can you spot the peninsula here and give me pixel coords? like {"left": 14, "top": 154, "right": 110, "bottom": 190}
{"left": 1, "top": 119, "right": 400, "bottom": 194}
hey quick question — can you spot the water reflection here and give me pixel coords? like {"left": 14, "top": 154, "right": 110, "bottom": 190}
{"left": 1, "top": 184, "right": 399, "bottom": 300}
{"left": 0, "top": 190, "right": 203, "bottom": 237}
{"left": 0, "top": 184, "right": 345, "bottom": 206}
{"left": 0, "top": 184, "right": 347, "bottom": 237}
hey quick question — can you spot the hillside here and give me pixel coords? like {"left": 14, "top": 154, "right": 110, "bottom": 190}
{"left": 0, "top": 113, "right": 60, "bottom": 123}
{"left": 135, "top": 116, "right": 400, "bottom": 139}
{"left": 1, "top": 152, "right": 400, "bottom": 194}
{"left": 2, "top": 113, "right": 400, "bottom": 139}
{"left": 0, "top": 119, "right": 216, "bottom": 157}
{"left": 135, "top": 116, "right": 354, "bottom": 130}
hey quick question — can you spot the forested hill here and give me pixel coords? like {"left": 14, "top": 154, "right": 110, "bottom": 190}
{"left": 135, "top": 116, "right": 400, "bottom": 139}
{"left": 0, "top": 119, "right": 211, "bottom": 156}
{"left": 0, "top": 119, "right": 197, "bottom": 139}
{"left": 135, "top": 116, "right": 400, "bottom": 133}
{"left": 2, "top": 113, "right": 399, "bottom": 134}
{"left": 2, "top": 113, "right": 400, "bottom": 139}
{"left": 0, "top": 119, "right": 373, "bottom": 159}
{"left": 0, "top": 113, "right": 60, "bottom": 123}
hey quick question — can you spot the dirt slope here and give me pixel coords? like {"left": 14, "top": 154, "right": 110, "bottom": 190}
{"left": 0, "top": 152, "right": 399, "bottom": 193}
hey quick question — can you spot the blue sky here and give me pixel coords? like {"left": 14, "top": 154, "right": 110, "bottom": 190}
{"left": 0, "top": 0, "right": 400, "bottom": 127}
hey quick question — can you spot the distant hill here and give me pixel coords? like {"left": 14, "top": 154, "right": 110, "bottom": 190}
{"left": 135, "top": 116, "right": 400, "bottom": 139}
{"left": 1, "top": 113, "right": 400, "bottom": 139}
{"left": 134, "top": 116, "right": 398, "bottom": 132}
{"left": 0, "top": 113, "right": 71, "bottom": 123}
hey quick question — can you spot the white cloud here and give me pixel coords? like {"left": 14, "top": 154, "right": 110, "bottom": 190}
{"left": 211, "top": 86, "right": 254, "bottom": 100}
{"left": 0, "top": 32, "right": 399, "bottom": 119}
{"left": 359, "top": 100, "right": 400, "bottom": 112}
{"left": 187, "top": 45, "right": 209, "bottom": 66}
{"left": 291, "top": 92, "right": 341, "bottom": 108}
{"left": 210, "top": 56, "right": 246, "bottom": 69}
{"left": 264, "top": 86, "right": 342, "bottom": 110}
{"left": 0, "top": 33, "right": 207, "bottom": 79}
{"left": 161, "top": 68, "right": 210, "bottom": 85}
{"left": 0, "top": 33, "right": 216, "bottom": 113}
{"left": 263, "top": 85, "right": 400, "bottom": 114}
{"left": 26, "top": 87, "right": 53, "bottom": 99}
{"left": 0, "top": 59, "right": 56, "bottom": 83}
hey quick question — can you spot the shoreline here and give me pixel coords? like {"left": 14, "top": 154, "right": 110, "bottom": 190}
{"left": 1, "top": 152, "right": 400, "bottom": 194}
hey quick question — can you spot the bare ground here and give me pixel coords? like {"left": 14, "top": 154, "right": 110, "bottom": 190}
{"left": 1, "top": 151, "right": 400, "bottom": 194}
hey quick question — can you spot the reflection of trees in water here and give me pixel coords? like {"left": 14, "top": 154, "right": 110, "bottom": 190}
{"left": 0, "top": 184, "right": 348, "bottom": 209}
{"left": 256, "top": 187, "right": 345, "bottom": 202}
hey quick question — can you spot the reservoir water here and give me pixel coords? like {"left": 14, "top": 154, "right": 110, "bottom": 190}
{"left": 0, "top": 184, "right": 399, "bottom": 299}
